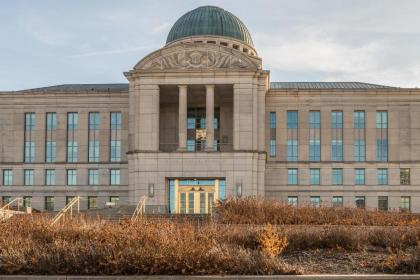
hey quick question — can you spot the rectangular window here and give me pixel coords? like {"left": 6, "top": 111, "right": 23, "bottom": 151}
{"left": 67, "top": 169, "right": 77, "bottom": 185}
{"left": 88, "top": 196, "right": 97, "bottom": 209}
{"left": 331, "top": 111, "right": 343, "bottom": 161}
{"left": 24, "top": 141, "right": 35, "bottom": 163}
{"left": 400, "top": 196, "right": 411, "bottom": 212}
{"left": 110, "top": 169, "right": 121, "bottom": 185}
{"left": 46, "top": 112, "right": 56, "bottom": 131}
{"left": 25, "top": 112, "right": 35, "bottom": 131}
{"left": 400, "top": 168, "right": 410, "bottom": 185}
{"left": 354, "top": 111, "right": 366, "bottom": 162}
{"left": 45, "top": 113, "right": 57, "bottom": 163}
{"left": 89, "top": 112, "right": 100, "bottom": 130}
{"left": 287, "top": 111, "right": 298, "bottom": 161}
{"left": 24, "top": 113, "right": 35, "bottom": 163}
{"left": 110, "top": 112, "right": 122, "bottom": 162}
{"left": 66, "top": 196, "right": 75, "bottom": 205}
{"left": 355, "top": 196, "right": 365, "bottom": 209}
{"left": 269, "top": 112, "right": 276, "bottom": 157}
{"left": 23, "top": 196, "right": 32, "bottom": 208}
{"left": 44, "top": 196, "right": 55, "bottom": 211}
{"left": 355, "top": 168, "right": 365, "bottom": 185}
{"left": 332, "top": 196, "right": 343, "bottom": 207}
{"left": 88, "top": 140, "right": 100, "bottom": 162}
{"left": 88, "top": 112, "right": 100, "bottom": 162}
{"left": 378, "top": 196, "right": 388, "bottom": 211}
{"left": 310, "top": 168, "right": 320, "bottom": 185}
{"left": 377, "top": 168, "right": 388, "bottom": 185}
{"left": 2, "top": 196, "right": 12, "bottom": 204}
{"left": 67, "top": 113, "right": 78, "bottom": 163}
{"left": 67, "top": 112, "right": 78, "bottom": 130}
{"left": 88, "top": 169, "right": 99, "bottom": 185}
{"left": 287, "top": 196, "right": 298, "bottom": 207}
{"left": 110, "top": 140, "right": 121, "bottom": 162}
{"left": 24, "top": 169, "right": 34, "bottom": 186}
{"left": 310, "top": 196, "right": 321, "bottom": 207}
{"left": 45, "top": 169, "right": 56, "bottom": 186}
{"left": 3, "top": 169, "right": 13, "bottom": 186}
{"left": 67, "top": 141, "right": 78, "bottom": 162}
{"left": 376, "top": 111, "right": 388, "bottom": 161}
{"left": 309, "top": 111, "right": 321, "bottom": 161}
{"left": 287, "top": 168, "right": 298, "bottom": 185}
{"left": 332, "top": 168, "right": 343, "bottom": 185}
{"left": 46, "top": 141, "right": 56, "bottom": 162}
{"left": 110, "top": 112, "right": 122, "bottom": 130}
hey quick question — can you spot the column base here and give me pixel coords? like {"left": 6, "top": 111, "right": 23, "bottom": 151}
{"left": 177, "top": 147, "right": 188, "bottom": 152}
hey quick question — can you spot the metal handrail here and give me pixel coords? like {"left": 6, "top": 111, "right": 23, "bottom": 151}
{"left": 131, "top": 196, "right": 147, "bottom": 222}
{"left": 1, "top": 197, "right": 23, "bottom": 211}
{"left": 50, "top": 196, "right": 80, "bottom": 226}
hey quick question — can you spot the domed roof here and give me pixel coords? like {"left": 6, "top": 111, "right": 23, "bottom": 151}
{"left": 166, "top": 6, "right": 254, "bottom": 47}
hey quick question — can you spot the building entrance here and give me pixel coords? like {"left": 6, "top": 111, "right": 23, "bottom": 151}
{"left": 168, "top": 179, "right": 226, "bottom": 214}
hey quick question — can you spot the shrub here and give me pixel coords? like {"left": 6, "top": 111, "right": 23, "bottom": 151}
{"left": 215, "top": 198, "right": 420, "bottom": 226}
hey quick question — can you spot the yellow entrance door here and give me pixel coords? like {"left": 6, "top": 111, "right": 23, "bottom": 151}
{"left": 178, "top": 187, "right": 215, "bottom": 214}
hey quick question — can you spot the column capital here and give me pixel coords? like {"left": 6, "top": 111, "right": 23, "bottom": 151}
{"left": 205, "top": 84, "right": 215, "bottom": 90}
{"left": 178, "top": 85, "right": 188, "bottom": 89}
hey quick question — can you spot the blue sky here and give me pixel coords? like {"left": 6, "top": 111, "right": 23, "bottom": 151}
{"left": 1, "top": 0, "right": 419, "bottom": 90}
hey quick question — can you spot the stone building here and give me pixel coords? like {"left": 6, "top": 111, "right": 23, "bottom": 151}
{"left": 0, "top": 6, "right": 419, "bottom": 213}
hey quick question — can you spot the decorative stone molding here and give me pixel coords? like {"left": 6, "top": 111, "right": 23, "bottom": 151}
{"left": 134, "top": 44, "right": 261, "bottom": 71}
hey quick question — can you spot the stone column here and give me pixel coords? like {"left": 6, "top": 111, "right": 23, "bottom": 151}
{"left": 178, "top": 85, "right": 188, "bottom": 151}
{"left": 206, "top": 85, "right": 215, "bottom": 151}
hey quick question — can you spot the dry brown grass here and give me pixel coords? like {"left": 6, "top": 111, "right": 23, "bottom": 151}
{"left": 0, "top": 215, "right": 300, "bottom": 275}
{"left": 215, "top": 197, "right": 420, "bottom": 226}
{"left": 1, "top": 198, "right": 420, "bottom": 275}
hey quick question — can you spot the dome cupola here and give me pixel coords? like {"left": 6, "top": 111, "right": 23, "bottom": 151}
{"left": 166, "top": 6, "right": 253, "bottom": 47}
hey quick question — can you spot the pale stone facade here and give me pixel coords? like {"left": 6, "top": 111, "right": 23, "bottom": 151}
{"left": 0, "top": 6, "right": 419, "bottom": 212}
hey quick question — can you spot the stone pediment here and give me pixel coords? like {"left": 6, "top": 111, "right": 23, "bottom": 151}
{"left": 134, "top": 44, "right": 261, "bottom": 71}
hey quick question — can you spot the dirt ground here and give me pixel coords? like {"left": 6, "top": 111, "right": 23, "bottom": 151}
{"left": 282, "top": 249, "right": 392, "bottom": 274}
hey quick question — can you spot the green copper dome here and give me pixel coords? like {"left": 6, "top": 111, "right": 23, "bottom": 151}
{"left": 166, "top": 6, "right": 254, "bottom": 47}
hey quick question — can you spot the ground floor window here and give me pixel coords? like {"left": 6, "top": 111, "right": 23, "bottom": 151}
{"left": 332, "top": 196, "right": 343, "bottom": 207}
{"left": 310, "top": 196, "right": 321, "bottom": 207}
{"left": 400, "top": 196, "right": 411, "bottom": 212}
{"left": 287, "top": 196, "right": 298, "bottom": 207}
{"left": 88, "top": 196, "right": 97, "bottom": 209}
{"left": 45, "top": 196, "right": 54, "bottom": 211}
{"left": 355, "top": 196, "right": 365, "bottom": 209}
{"left": 378, "top": 196, "right": 388, "bottom": 211}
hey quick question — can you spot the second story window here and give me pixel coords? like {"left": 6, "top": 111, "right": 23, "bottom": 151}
{"left": 400, "top": 168, "right": 410, "bottom": 185}
{"left": 110, "top": 169, "right": 121, "bottom": 185}
{"left": 377, "top": 168, "right": 388, "bottom": 185}
{"left": 287, "top": 168, "right": 298, "bottom": 185}
{"left": 310, "top": 168, "right": 320, "bottom": 185}
{"left": 67, "top": 169, "right": 77, "bottom": 186}
{"left": 332, "top": 168, "right": 343, "bottom": 185}
{"left": 45, "top": 169, "right": 56, "bottom": 186}
{"left": 3, "top": 170, "right": 13, "bottom": 186}
{"left": 355, "top": 168, "right": 365, "bottom": 185}
{"left": 88, "top": 169, "right": 99, "bottom": 185}
{"left": 24, "top": 169, "right": 34, "bottom": 186}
